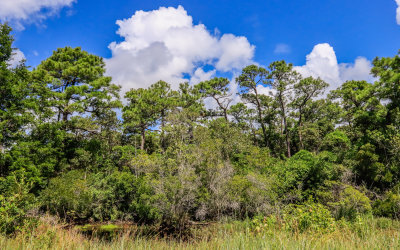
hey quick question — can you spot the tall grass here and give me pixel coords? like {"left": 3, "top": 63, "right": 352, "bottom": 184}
{"left": 1, "top": 217, "right": 400, "bottom": 249}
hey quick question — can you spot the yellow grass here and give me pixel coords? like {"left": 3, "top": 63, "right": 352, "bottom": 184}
{"left": 1, "top": 217, "right": 400, "bottom": 249}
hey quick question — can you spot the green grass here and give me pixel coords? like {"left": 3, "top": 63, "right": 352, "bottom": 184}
{"left": 1, "top": 218, "right": 400, "bottom": 249}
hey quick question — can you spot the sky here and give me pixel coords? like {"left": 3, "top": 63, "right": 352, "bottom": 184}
{"left": 1, "top": 0, "right": 400, "bottom": 95}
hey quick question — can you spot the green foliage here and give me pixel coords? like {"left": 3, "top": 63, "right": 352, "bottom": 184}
{"left": 251, "top": 202, "right": 336, "bottom": 234}
{"left": 317, "top": 182, "right": 372, "bottom": 221}
{"left": 0, "top": 176, "right": 37, "bottom": 235}
{"left": 373, "top": 191, "right": 400, "bottom": 219}
{"left": 283, "top": 202, "right": 336, "bottom": 233}
{"left": 3, "top": 24, "right": 400, "bottom": 237}
{"left": 40, "top": 171, "right": 93, "bottom": 221}
{"left": 196, "top": 77, "right": 232, "bottom": 120}
{"left": 279, "top": 150, "right": 337, "bottom": 196}
{"left": 322, "top": 131, "right": 350, "bottom": 153}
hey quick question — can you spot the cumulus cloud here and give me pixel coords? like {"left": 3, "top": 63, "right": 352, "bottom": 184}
{"left": 105, "top": 6, "right": 255, "bottom": 94}
{"left": 339, "top": 57, "right": 375, "bottom": 83}
{"left": 7, "top": 49, "right": 25, "bottom": 68}
{"left": 274, "top": 43, "right": 291, "bottom": 54}
{"left": 0, "top": 0, "right": 76, "bottom": 29}
{"left": 294, "top": 43, "right": 375, "bottom": 92}
{"left": 189, "top": 68, "right": 216, "bottom": 85}
{"left": 396, "top": 0, "right": 400, "bottom": 25}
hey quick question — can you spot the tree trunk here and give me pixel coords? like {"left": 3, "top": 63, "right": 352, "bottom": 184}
{"left": 253, "top": 88, "right": 268, "bottom": 147}
{"left": 283, "top": 115, "right": 291, "bottom": 158}
{"left": 223, "top": 108, "right": 228, "bottom": 121}
{"left": 140, "top": 128, "right": 145, "bottom": 151}
{"left": 298, "top": 110, "right": 304, "bottom": 150}
{"left": 280, "top": 98, "right": 291, "bottom": 158}
{"left": 214, "top": 97, "right": 229, "bottom": 122}
{"left": 160, "top": 110, "right": 166, "bottom": 151}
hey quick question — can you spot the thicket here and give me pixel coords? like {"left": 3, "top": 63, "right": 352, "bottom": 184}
{"left": 1, "top": 22, "right": 400, "bottom": 236}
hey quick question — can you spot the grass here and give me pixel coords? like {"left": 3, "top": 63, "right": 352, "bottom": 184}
{"left": 1, "top": 217, "right": 400, "bottom": 249}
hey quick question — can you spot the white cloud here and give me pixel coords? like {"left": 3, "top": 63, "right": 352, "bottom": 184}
{"left": 396, "top": 0, "right": 400, "bottom": 25}
{"left": 339, "top": 57, "right": 375, "bottom": 83}
{"left": 274, "top": 43, "right": 291, "bottom": 54}
{"left": 294, "top": 43, "right": 374, "bottom": 92}
{"left": 189, "top": 68, "right": 216, "bottom": 85}
{"left": 7, "top": 49, "right": 25, "bottom": 68}
{"left": 0, "top": 0, "right": 76, "bottom": 29}
{"left": 105, "top": 6, "right": 255, "bottom": 94}
{"left": 215, "top": 34, "right": 255, "bottom": 71}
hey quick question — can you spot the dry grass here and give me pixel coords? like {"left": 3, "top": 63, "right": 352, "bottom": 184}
{"left": 1, "top": 216, "right": 400, "bottom": 249}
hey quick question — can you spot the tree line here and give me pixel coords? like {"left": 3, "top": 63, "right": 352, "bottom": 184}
{"left": 1, "top": 23, "right": 400, "bottom": 234}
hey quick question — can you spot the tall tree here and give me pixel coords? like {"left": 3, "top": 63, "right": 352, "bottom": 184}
{"left": 31, "top": 47, "right": 121, "bottom": 173}
{"left": 268, "top": 61, "right": 300, "bottom": 157}
{"left": 0, "top": 23, "right": 31, "bottom": 153}
{"left": 34, "top": 47, "right": 121, "bottom": 133}
{"left": 123, "top": 81, "right": 175, "bottom": 151}
{"left": 292, "top": 77, "right": 328, "bottom": 149}
{"left": 372, "top": 52, "right": 400, "bottom": 126}
{"left": 236, "top": 65, "right": 269, "bottom": 146}
{"left": 196, "top": 77, "right": 232, "bottom": 121}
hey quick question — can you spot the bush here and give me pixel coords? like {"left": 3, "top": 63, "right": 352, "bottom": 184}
{"left": 322, "top": 130, "right": 351, "bottom": 153}
{"left": 282, "top": 202, "right": 336, "bottom": 233}
{"left": 373, "top": 192, "right": 400, "bottom": 219}
{"left": 40, "top": 170, "right": 144, "bottom": 222}
{"left": 279, "top": 150, "right": 337, "bottom": 195}
{"left": 0, "top": 176, "right": 37, "bottom": 235}
{"left": 251, "top": 201, "right": 336, "bottom": 234}
{"left": 333, "top": 185, "right": 371, "bottom": 221}
{"left": 40, "top": 170, "right": 93, "bottom": 222}
{"left": 316, "top": 182, "right": 371, "bottom": 221}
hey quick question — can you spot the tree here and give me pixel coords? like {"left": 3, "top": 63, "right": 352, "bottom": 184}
{"left": 332, "top": 80, "right": 388, "bottom": 188}
{"left": 268, "top": 61, "right": 300, "bottom": 157}
{"left": 32, "top": 47, "right": 121, "bottom": 172}
{"left": 0, "top": 24, "right": 31, "bottom": 153}
{"left": 372, "top": 52, "right": 400, "bottom": 126}
{"left": 292, "top": 77, "right": 328, "bottom": 149}
{"left": 123, "top": 81, "right": 176, "bottom": 151}
{"left": 236, "top": 65, "right": 269, "bottom": 146}
{"left": 196, "top": 77, "right": 232, "bottom": 121}
{"left": 34, "top": 47, "right": 121, "bottom": 132}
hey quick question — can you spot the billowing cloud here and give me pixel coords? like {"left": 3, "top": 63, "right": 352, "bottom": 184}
{"left": 294, "top": 43, "right": 375, "bottom": 92}
{"left": 396, "top": 0, "right": 400, "bottom": 25}
{"left": 0, "top": 0, "right": 76, "bottom": 29}
{"left": 189, "top": 68, "right": 216, "bottom": 85}
{"left": 7, "top": 49, "right": 25, "bottom": 68}
{"left": 339, "top": 57, "right": 375, "bottom": 83}
{"left": 105, "top": 6, "right": 255, "bottom": 94}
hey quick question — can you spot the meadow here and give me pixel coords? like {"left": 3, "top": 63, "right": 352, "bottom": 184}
{"left": 1, "top": 216, "right": 400, "bottom": 249}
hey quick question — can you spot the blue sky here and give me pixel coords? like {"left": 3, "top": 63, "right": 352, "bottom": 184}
{"left": 1, "top": 0, "right": 400, "bottom": 93}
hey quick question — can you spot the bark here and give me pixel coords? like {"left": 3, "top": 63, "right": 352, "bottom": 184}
{"left": 279, "top": 94, "right": 291, "bottom": 158}
{"left": 298, "top": 109, "right": 304, "bottom": 150}
{"left": 253, "top": 87, "right": 268, "bottom": 147}
{"left": 214, "top": 96, "right": 229, "bottom": 121}
{"left": 140, "top": 127, "right": 145, "bottom": 151}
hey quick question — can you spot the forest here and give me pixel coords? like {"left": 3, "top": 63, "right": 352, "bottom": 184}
{"left": 1, "top": 21, "right": 400, "bottom": 248}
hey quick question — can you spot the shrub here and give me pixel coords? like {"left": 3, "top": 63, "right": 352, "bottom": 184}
{"left": 333, "top": 185, "right": 371, "bottom": 221}
{"left": 251, "top": 201, "right": 336, "bottom": 234}
{"left": 373, "top": 192, "right": 400, "bottom": 219}
{"left": 40, "top": 170, "right": 144, "bottom": 222}
{"left": 40, "top": 170, "right": 93, "bottom": 221}
{"left": 280, "top": 150, "right": 336, "bottom": 195}
{"left": 282, "top": 202, "right": 336, "bottom": 233}
{"left": 322, "top": 131, "right": 350, "bottom": 153}
{"left": 0, "top": 176, "right": 37, "bottom": 235}
{"left": 316, "top": 182, "right": 371, "bottom": 221}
